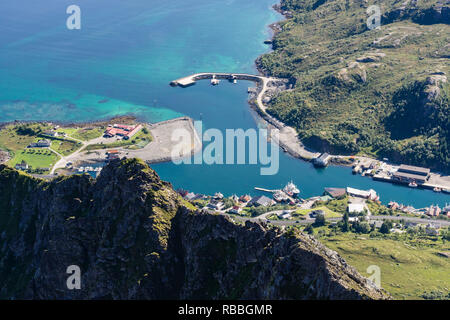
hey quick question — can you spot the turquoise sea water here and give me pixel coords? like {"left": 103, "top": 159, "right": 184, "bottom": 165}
{"left": 0, "top": 0, "right": 448, "bottom": 207}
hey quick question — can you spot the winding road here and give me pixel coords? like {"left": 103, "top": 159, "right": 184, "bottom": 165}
{"left": 221, "top": 211, "right": 450, "bottom": 227}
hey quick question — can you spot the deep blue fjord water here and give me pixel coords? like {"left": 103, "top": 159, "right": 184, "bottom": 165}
{"left": 0, "top": 0, "right": 448, "bottom": 207}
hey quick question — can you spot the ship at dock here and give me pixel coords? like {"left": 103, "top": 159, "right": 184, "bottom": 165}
{"left": 283, "top": 181, "right": 300, "bottom": 198}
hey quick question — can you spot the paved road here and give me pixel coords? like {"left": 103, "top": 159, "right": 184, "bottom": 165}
{"left": 221, "top": 212, "right": 450, "bottom": 227}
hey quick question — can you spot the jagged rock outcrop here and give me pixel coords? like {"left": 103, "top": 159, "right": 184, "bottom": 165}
{"left": 384, "top": 0, "right": 450, "bottom": 25}
{"left": 0, "top": 159, "right": 390, "bottom": 300}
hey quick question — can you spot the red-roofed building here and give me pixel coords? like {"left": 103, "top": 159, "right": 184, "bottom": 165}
{"left": 104, "top": 124, "right": 142, "bottom": 139}
{"left": 106, "top": 150, "right": 120, "bottom": 160}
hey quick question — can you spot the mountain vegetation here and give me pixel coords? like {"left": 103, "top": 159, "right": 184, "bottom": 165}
{"left": 258, "top": 0, "right": 449, "bottom": 171}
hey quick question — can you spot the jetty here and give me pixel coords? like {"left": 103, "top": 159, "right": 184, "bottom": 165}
{"left": 170, "top": 72, "right": 276, "bottom": 88}
{"left": 254, "top": 187, "right": 276, "bottom": 193}
{"left": 170, "top": 72, "right": 321, "bottom": 162}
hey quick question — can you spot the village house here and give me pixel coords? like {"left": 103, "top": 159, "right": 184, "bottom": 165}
{"left": 346, "top": 187, "right": 378, "bottom": 200}
{"left": 249, "top": 195, "right": 274, "bottom": 207}
{"left": 239, "top": 195, "right": 252, "bottom": 203}
{"left": 104, "top": 124, "right": 142, "bottom": 140}
{"left": 207, "top": 199, "right": 225, "bottom": 211}
{"left": 106, "top": 150, "right": 120, "bottom": 161}
{"left": 230, "top": 194, "right": 239, "bottom": 202}
{"left": 214, "top": 192, "right": 224, "bottom": 200}
{"left": 15, "top": 160, "right": 29, "bottom": 171}
{"left": 388, "top": 201, "right": 400, "bottom": 211}
{"left": 42, "top": 130, "right": 57, "bottom": 137}
{"left": 401, "top": 205, "right": 415, "bottom": 214}
{"left": 229, "top": 206, "right": 242, "bottom": 214}
{"left": 426, "top": 205, "right": 441, "bottom": 217}
{"left": 28, "top": 139, "right": 51, "bottom": 148}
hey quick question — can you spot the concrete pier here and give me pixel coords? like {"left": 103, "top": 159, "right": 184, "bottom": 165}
{"left": 170, "top": 72, "right": 271, "bottom": 87}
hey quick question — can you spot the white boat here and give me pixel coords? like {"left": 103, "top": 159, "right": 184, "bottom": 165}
{"left": 283, "top": 181, "right": 300, "bottom": 197}
{"left": 433, "top": 187, "right": 442, "bottom": 193}
{"left": 408, "top": 181, "right": 418, "bottom": 188}
{"left": 210, "top": 75, "right": 220, "bottom": 86}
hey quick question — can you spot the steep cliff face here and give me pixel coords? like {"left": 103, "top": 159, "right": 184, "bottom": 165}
{"left": 0, "top": 159, "right": 390, "bottom": 300}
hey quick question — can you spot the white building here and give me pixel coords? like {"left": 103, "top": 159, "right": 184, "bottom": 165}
{"left": 348, "top": 203, "right": 365, "bottom": 214}
{"left": 346, "top": 187, "right": 378, "bottom": 200}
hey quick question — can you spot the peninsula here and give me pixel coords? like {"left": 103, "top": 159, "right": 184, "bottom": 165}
{"left": 0, "top": 116, "right": 200, "bottom": 178}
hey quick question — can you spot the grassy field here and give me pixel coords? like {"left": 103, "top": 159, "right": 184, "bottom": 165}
{"left": 319, "top": 233, "right": 450, "bottom": 299}
{"left": 8, "top": 148, "right": 59, "bottom": 171}
{"left": 70, "top": 127, "right": 104, "bottom": 141}
{"left": 0, "top": 124, "right": 79, "bottom": 172}
{"left": 294, "top": 206, "right": 342, "bottom": 218}
{"left": 55, "top": 128, "right": 78, "bottom": 137}
{"left": 0, "top": 124, "right": 51, "bottom": 154}
{"left": 50, "top": 139, "right": 82, "bottom": 156}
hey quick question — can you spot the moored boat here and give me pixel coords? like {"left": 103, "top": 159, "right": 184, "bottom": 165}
{"left": 283, "top": 181, "right": 300, "bottom": 197}
{"left": 408, "top": 181, "right": 418, "bottom": 188}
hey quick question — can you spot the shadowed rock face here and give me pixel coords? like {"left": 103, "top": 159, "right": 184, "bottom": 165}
{"left": 0, "top": 159, "right": 390, "bottom": 300}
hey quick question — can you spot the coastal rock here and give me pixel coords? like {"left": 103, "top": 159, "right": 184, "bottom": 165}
{"left": 0, "top": 159, "right": 390, "bottom": 300}
{"left": 384, "top": 0, "right": 449, "bottom": 24}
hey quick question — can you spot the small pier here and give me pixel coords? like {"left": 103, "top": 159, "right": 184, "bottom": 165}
{"left": 254, "top": 187, "right": 276, "bottom": 193}
{"left": 170, "top": 72, "right": 270, "bottom": 88}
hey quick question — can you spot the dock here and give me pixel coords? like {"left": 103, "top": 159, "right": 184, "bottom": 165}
{"left": 170, "top": 72, "right": 274, "bottom": 88}
{"left": 254, "top": 187, "right": 276, "bottom": 193}
{"left": 254, "top": 187, "right": 296, "bottom": 203}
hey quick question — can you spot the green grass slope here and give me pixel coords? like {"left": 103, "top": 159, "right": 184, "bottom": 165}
{"left": 259, "top": 0, "right": 449, "bottom": 171}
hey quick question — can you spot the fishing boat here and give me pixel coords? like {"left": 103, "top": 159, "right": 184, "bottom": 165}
{"left": 210, "top": 75, "right": 220, "bottom": 86}
{"left": 283, "top": 181, "right": 300, "bottom": 197}
{"left": 408, "top": 181, "right": 418, "bottom": 188}
{"left": 433, "top": 187, "right": 442, "bottom": 193}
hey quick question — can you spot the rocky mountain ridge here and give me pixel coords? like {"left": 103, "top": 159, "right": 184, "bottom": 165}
{"left": 0, "top": 159, "right": 390, "bottom": 299}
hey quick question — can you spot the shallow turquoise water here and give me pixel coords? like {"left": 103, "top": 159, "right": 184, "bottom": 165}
{"left": 0, "top": 0, "right": 448, "bottom": 207}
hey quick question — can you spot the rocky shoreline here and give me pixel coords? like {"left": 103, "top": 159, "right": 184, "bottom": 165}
{"left": 249, "top": 2, "right": 320, "bottom": 161}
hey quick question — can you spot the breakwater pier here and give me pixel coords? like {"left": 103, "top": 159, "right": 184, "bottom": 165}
{"left": 170, "top": 72, "right": 276, "bottom": 88}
